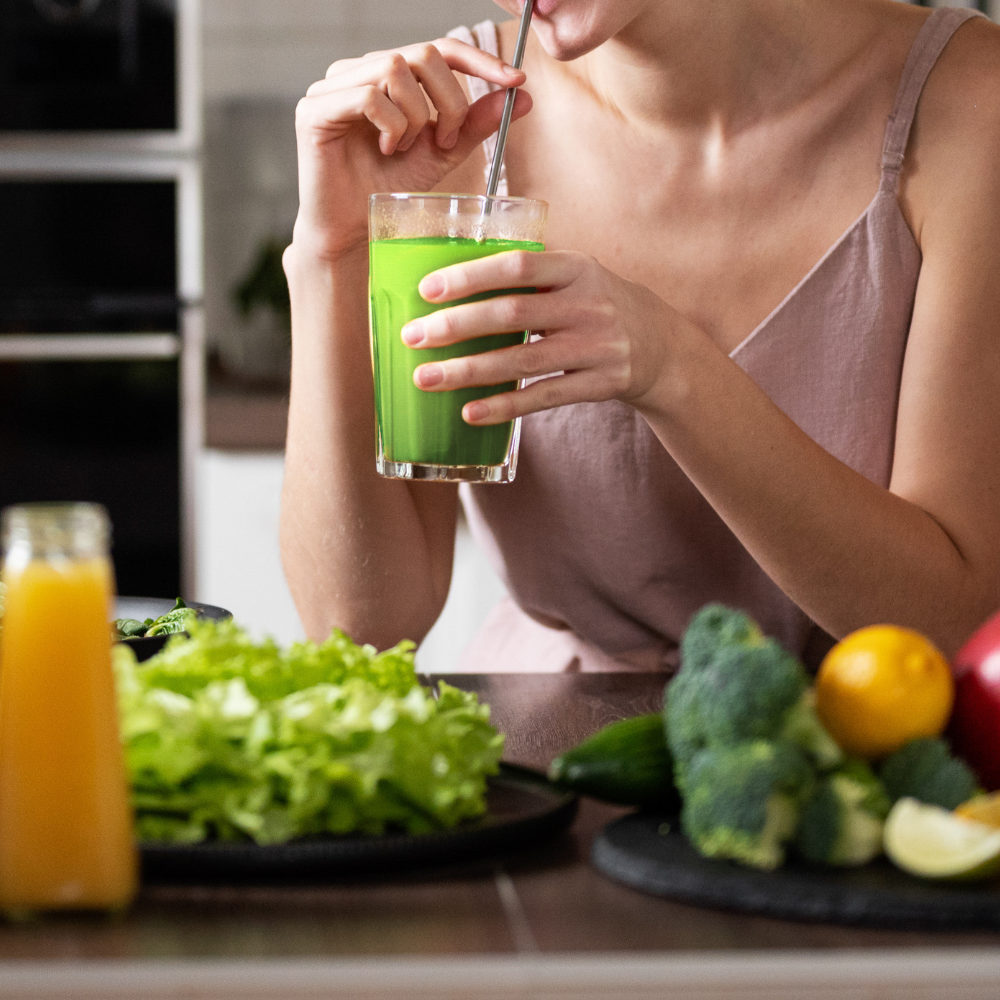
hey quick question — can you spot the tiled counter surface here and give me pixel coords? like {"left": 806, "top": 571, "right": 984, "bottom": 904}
{"left": 2, "top": 674, "right": 999, "bottom": 1000}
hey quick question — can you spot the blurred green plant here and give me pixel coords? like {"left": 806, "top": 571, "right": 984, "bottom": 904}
{"left": 233, "top": 238, "right": 291, "bottom": 333}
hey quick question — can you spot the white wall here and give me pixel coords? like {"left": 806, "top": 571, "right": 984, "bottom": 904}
{"left": 195, "top": 450, "right": 506, "bottom": 671}
{"left": 196, "top": 451, "right": 304, "bottom": 645}
{"left": 419, "top": 518, "right": 509, "bottom": 673}
{"left": 203, "top": 0, "right": 504, "bottom": 100}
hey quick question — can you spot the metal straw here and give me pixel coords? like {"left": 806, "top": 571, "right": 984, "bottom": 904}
{"left": 484, "top": 0, "right": 534, "bottom": 201}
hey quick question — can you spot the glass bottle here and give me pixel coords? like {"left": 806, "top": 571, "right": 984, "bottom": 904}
{"left": 0, "top": 503, "right": 137, "bottom": 913}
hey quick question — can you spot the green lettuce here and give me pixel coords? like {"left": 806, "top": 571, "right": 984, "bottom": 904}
{"left": 115, "top": 620, "right": 504, "bottom": 845}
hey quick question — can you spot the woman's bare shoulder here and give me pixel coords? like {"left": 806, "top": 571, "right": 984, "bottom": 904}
{"left": 919, "top": 14, "right": 1000, "bottom": 125}
{"left": 902, "top": 15, "right": 1000, "bottom": 243}
{"left": 497, "top": 17, "right": 518, "bottom": 63}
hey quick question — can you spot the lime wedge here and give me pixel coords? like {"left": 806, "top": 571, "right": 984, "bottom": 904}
{"left": 884, "top": 797, "right": 1000, "bottom": 881}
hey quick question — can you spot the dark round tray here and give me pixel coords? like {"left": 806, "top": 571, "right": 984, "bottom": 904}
{"left": 593, "top": 811, "right": 1000, "bottom": 931}
{"left": 114, "top": 597, "right": 231, "bottom": 662}
{"left": 141, "top": 764, "right": 578, "bottom": 884}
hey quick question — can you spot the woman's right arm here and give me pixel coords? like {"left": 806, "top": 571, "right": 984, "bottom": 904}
{"left": 280, "top": 39, "right": 528, "bottom": 648}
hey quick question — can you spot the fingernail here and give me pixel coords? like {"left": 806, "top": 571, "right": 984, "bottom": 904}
{"left": 464, "top": 401, "right": 488, "bottom": 422}
{"left": 503, "top": 64, "right": 521, "bottom": 77}
{"left": 440, "top": 130, "right": 459, "bottom": 149}
{"left": 419, "top": 274, "right": 444, "bottom": 300}
{"left": 416, "top": 364, "right": 443, "bottom": 388}
{"left": 401, "top": 321, "right": 424, "bottom": 346}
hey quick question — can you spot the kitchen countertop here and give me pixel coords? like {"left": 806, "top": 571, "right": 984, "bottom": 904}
{"left": 2, "top": 673, "right": 999, "bottom": 1000}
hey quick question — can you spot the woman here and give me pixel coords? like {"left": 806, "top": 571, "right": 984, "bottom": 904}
{"left": 280, "top": 0, "right": 1000, "bottom": 672}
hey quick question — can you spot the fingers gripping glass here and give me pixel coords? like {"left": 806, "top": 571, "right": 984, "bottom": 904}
{"left": 368, "top": 193, "right": 547, "bottom": 484}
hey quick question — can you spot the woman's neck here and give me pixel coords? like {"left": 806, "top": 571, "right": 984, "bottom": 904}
{"left": 564, "top": 0, "right": 871, "bottom": 136}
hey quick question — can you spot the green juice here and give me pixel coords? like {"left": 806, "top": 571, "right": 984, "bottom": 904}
{"left": 369, "top": 236, "right": 544, "bottom": 470}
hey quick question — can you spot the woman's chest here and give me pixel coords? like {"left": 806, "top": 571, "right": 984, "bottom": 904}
{"left": 502, "top": 84, "right": 890, "bottom": 355}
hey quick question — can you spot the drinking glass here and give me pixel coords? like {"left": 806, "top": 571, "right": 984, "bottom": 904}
{"left": 369, "top": 193, "right": 548, "bottom": 483}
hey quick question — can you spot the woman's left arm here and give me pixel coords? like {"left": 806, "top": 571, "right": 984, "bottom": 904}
{"left": 401, "top": 27, "right": 1000, "bottom": 657}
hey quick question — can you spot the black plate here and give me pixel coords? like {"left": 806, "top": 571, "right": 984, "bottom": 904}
{"left": 593, "top": 811, "right": 1000, "bottom": 931}
{"left": 140, "top": 764, "right": 578, "bottom": 883}
{"left": 113, "top": 597, "right": 232, "bottom": 662}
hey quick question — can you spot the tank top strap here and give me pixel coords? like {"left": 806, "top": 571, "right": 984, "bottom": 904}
{"left": 880, "top": 7, "right": 985, "bottom": 188}
{"left": 446, "top": 21, "right": 508, "bottom": 196}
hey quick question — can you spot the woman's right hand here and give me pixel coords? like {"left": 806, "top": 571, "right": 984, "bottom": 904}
{"left": 292, "top": 39, "right": 530, "bottom": 263}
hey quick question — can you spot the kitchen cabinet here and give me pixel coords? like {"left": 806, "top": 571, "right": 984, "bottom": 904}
{"left": 0, "top": 0, "right": 204, "bottom": 596}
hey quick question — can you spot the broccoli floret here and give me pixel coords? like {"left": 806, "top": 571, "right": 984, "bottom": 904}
{"left": 667, "top": 638, "right": 800, "bottom": 786}
{"left": 797, "top": 760, "right": 890, "bottom": 866}
{"left": 879, "top": 737, "right": 980, "bottom": 810}
{"left": 780, "top": 688, "right": 845, "bottom": 771}
{"left": 680, "top": 604, "right": 764, "bottom": 673}
{"left": 666, "top": 632, "right": 843, "bottom": 789}
{"left": 681, "top": 740, "right": 814, "bottom": 870}
{"left": 664, "top": 665, "right": 711, "bottom": 788}
{"left": 699, "top": 640, "right": 805, "bottom": 743}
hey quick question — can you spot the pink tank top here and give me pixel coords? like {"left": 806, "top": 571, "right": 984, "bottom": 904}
{"left": 447, "top": 8, "right": 983, "bottom": 674}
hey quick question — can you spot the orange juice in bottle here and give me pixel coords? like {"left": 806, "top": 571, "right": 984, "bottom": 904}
{"left": 0, "top": 503, "right": 137, "bottom": 913}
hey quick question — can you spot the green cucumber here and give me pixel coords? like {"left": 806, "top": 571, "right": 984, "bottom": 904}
{"left": 548, "top": 713, "right": 679, "bottom": 809}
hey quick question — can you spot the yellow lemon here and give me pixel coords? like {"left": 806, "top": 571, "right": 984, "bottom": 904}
{"left": 815, "top": 625, "right": 953, "bottom": 760}
{"left": 956, "top": 792, "right": 1000, "bottom": 829}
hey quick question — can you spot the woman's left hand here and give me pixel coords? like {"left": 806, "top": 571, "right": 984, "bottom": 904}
{"left": 401, "top": 250, "right": 690, "bottom": 425}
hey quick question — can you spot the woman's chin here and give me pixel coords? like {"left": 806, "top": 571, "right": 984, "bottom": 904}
{"left": 494, "top": 0, "right": 638, "bottom": 62}
{"left": 529, "top": 1, "right": 643, "bottom": 62}
{"left": 531, "top": 20, "right": 604, "bottom": 62}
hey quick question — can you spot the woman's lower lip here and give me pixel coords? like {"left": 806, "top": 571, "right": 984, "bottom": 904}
{"left": 531, "top": 0, "right": 558, "bottom": 17}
